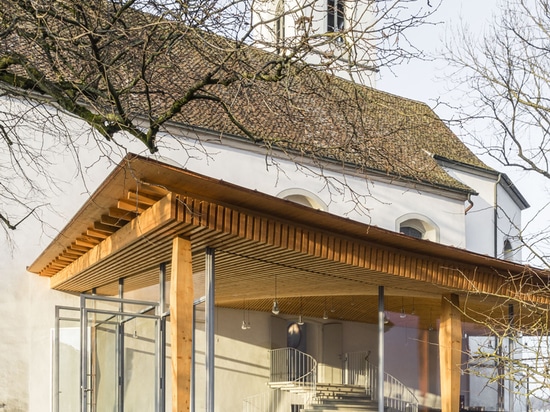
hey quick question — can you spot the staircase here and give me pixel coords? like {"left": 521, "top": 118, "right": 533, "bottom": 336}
{"left": 243, "top": 349, "right": 418, "bottom": 412}
{"left": 304, "top": 383, "right": 378, "bottom": 411}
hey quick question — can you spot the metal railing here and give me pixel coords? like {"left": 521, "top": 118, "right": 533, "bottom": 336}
{"left": 243, "top": 348, "right": 317, "bottom": 411}
{"left": 344, "top": 351, "right": 419, "bottom": 412}
{"left": 269, "top": 347, "right": 317, "bottom": 389}
{"left": 242, "top": 388, "right": 310, "bottom": 412}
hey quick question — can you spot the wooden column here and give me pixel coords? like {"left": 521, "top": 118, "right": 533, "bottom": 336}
{"left": 170, "top": 237, "right": 194, "bottom": 412}
{"left": 439, "top": 294, "right": 462, "bottom": 412}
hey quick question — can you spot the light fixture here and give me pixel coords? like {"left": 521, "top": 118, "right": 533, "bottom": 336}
{"left": 272, "top": 300, "right": 280, "bottom": 315}
{"left": 272, "top": 275, "right": 280, "bottom": 315}
{"left": 297, "top": 296, "right": 304, "bottom": 325}
{"left": 323, "top": 297, "right": 329, "bottom": 320}
{"left": 384, "top": 312, "right": 390, "bottom": 324}
{"left": 400, "top": 297, "right": 407, "bottom": 319}
{"left": 242, "top": 300, "right": 251, "bottom": 330}
{"left": 411, "top": 298, "right": 416, "bottom": 315}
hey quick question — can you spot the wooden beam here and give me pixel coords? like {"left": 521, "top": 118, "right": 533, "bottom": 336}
{"left": 117, "top": 199, "right": 149, "bottom": 214}
{"left": 170, "top": 236, "right": 193, "bottom": 412}
{"left": 128, "top": 190, "right": 159, "bottom": 206}
{"left": 86, "top": 229, "right": 109, "bottom": 240}
{"left": 439, "top": 294, "right": 462, "bottom": 412}
{"left": 100, "top": 214, "right": 129, "bottom": 228}
{"left": 93, "top": 221, "right": 119, "bottom": 234}
{"left": 108, "top": 207, "right": 138, "bottom": 221}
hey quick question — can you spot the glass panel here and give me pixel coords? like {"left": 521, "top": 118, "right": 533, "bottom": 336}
{"left": 55, "top": 307, "right": 81, "bottom": 412}
{"left": 80, "top": 295, "right": 163, "bottom": 412}
{"left": 92, "top": 311, "right": 119, "bottom": 411}
{"left": 123, "top": 315, "right": 157, "bottom": 411}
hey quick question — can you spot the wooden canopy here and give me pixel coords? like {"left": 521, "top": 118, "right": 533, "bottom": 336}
{"left": 28, "top": 154, "right": 548, "bottom": 331}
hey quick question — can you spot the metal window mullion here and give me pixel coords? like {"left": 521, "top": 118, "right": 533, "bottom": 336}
{"left": 378, "top": 286, "right": 385, "bottom": 412}
{"left": 118, "top": 280, "right": 124, "bottom": 412}
{"left": 205, "top": 247, "right": 215, "bottom": 412}
{"left": 157, "top": 262, "right": 167, "bottom": 412}
{"left": 80, "top": 298, "right": 89, "bottom": 412}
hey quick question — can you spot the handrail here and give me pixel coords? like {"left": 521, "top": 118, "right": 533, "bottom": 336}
{"left": 243, "top": 348, "right": 317, "bottom": 411}
{"left": 269, "top": 347, "right": 317, "bottom": 389}
{"left": 344, "top": 351, "right": 418, "bottom": 412}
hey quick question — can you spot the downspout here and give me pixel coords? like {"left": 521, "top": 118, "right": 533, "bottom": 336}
{"left": 494, "top": 174, "right": 502, "bottom": 258}
{"left": 464, "top": 193, "right": 474, "bottom": 215}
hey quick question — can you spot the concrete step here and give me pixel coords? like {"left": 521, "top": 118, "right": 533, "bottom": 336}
{"left": 315, "top": 383, "right": 372, "bottom": 401}
{"left": 304, "top": 384, "right": 377, "bottom": 412}
{"left": 303, "top": 403, "right": 378, "bottom": 412}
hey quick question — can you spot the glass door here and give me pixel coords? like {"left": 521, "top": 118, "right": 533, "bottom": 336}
{"left": 55, "top": 294, "right": 167, "bottom": 412}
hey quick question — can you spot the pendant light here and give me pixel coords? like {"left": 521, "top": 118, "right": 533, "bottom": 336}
{"left": 272, "top": 275, "right": 280, "bottom": 315}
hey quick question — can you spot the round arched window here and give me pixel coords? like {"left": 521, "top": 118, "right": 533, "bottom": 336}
{"left": 277, "top": 189, "right": 328, "bottom": 211}
{"left": 396, "top": 214, "right": 439, "bottom": 242}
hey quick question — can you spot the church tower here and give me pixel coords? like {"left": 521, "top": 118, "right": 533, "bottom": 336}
{"left": 251, "top": 0, "right": 378, "bottom": 86}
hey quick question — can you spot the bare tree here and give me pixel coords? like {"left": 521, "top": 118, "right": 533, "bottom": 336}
{"left": 444, "top": 1, "right": 550, "bottom": 407}
{"left": 0, "top": 0, "right": 439, "bottom": 239}
{"left": 443, "top": 0, "right": 550, "bottom": 264}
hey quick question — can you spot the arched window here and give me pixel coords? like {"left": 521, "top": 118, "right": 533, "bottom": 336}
{"left": 327, "top": 0, "right": 345, "bottom": 32}
{"left": 277, "top": 188, "right": 328, "bottom": 211}
{"left": 275, "top": 0, "right": 285, "bottom": 47}
{"left": 503, "top": 238, "right": 513, "bottom": 261}
{"left": 396, "top": 214, "right": 440, "bottom": 242}
{"left": 400, "top": 225, "right": 424, "bottom": 239}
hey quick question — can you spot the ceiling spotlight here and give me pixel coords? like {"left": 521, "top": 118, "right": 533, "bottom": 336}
{"left": 272, "top": 299, "right": 280, "bottom": 315}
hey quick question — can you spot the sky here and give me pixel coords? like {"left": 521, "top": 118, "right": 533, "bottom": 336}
{"left": 378, "top": 0, "right": 498, "bottom": 107}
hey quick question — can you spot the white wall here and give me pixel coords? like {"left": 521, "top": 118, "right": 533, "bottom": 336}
{"left": 442, "top": 164, "right": 524, "bottom": 260}
{"left": 174, "top": 135, "right": 469, "bottom": 248}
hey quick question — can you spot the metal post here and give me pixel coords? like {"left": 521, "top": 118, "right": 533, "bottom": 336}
{"left": 118, "top": 278, "right": 124, "bottom": 412}
{"left": 508, "top": 303, "right": 514, "bottom": 412}
{"left": 193, "top": 295, "right": 205, "bottom": 412}
{"left": 378, "top": 286, "right": 385, "bottom": 412}
{"left": 191, "top": 303, "right": 196, "bottom": 412}
{"left": 158, "top": 263, "right": 167, "bottom": 412}
{"left": 80, "top": 295, "right": 88, "bottom": 412}
{"left": 205, "top": 248, "right": 216, "bottom": 412}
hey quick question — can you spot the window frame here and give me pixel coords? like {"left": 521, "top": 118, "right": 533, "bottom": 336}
{"left": 396, "top": 214, "right": 440, "bottom": 242}
{"left": 327, "top": 0, "right": 345, "bottom": 33}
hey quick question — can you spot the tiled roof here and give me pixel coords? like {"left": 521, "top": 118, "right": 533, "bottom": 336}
{"left": 1, "top": 8, "right": 490, "bottom": 193}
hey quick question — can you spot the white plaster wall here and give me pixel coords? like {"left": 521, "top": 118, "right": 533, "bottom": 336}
{"left": 1, "top": 244, "right": 31, "bottom": 412}
{"left": 442, "top": 165, "right": 524, "bottom": 260}
{"left": 174, "top": 136, "right": 468, "bottom": 248}
{"left": 496, "top": 184, "right": 523, "bottom": 261}
{"left": 1, "top": 212, "right": 82, "bottom": 412}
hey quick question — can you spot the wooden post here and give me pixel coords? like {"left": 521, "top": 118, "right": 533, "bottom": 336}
{"left": 170, "top": 237, "right": 193, "bottom": 412}
{"left": 439, "top": 294, "right": 462, "bottom": 412}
